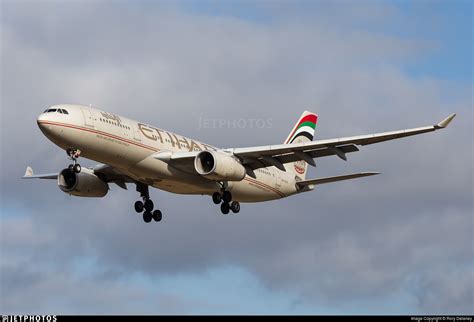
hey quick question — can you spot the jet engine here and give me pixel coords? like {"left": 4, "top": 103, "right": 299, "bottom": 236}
{"left": 194, "top": 150, "right": 246, "bottom": 181}
{"left": 58, "top": 168, "right": 109, "bottom": 197}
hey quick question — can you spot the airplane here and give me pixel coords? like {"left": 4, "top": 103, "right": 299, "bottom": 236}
{"left": 23, "top": 104, "right": 456, "bottom": 223}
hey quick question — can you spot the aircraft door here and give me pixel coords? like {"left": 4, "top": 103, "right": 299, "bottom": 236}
{"left": 132, "top": 123, "right": 141, "bottom": 141}
{"left": 81, "top": 108, "right": 94, "bottom": 128}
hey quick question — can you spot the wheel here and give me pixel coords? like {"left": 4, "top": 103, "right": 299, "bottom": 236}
{"left": 144, "top": 199, "right": 154, "bottom": 212}
{"left": 223, "top": 191, "right": 232, "bottom": 203}
{"left": 73, "top": 164, "right": 81, "bottom": 173}
{"left": 153, "top": 210, "right": 162, "bottom": 222}
{"left": 143, "top": 211, "right": 152, "bottom": 223}
{"left": 230, "top": 201, "right": 240, "bottom": 213}
{"left": 220, "top": 202, "right": 230, "bottom": 215}
{"left": 134, "top": 200, "right": 144, "bottom": 213}
{"left": 212, "top": 192, "right": 222, "bottom": 204}
{"left": 68, "top": 164, "right": 74, "bottom": 172}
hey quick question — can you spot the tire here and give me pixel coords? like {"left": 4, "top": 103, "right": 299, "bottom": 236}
{"left": 73, "top": 164, "right": 81, "bottom": 173}
{"left": 230, "top": 201, "right": 240, "bottom": 213}
{"left": 134, "top": 201, "right": 144, "bottom": 213}
{"left": 212, "top": 192, "right": 222, "bottom": 204}
{"left": 144, "top": 199, "right": 154, "bottom": 212}
{"left": 220, "top": 202, "right": 230, "bottom": 215}
{"left": 223, "top": 191, "right": 232, "bottom": 203}
{"left": 153, "top": 210, "right": 162, "bottom": 222}
{"left": 143, "top": 211, "right": 152, "bottom": 223}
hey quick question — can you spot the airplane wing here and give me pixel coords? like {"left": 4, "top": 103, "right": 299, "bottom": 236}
{"left": 22, "top": 164, "right": 133, "bottom": 190}
{"left": 91, "top": 164, "right": 135, "bottom": 189}
{"left": 22, "top": 166, "right": 58, "bottom": 179}
{"left": 230, "top": 113, "right": 456, "bottom": 172}
{"left": 153, "top": 151, "right": 198, "bottom": 174}
{"left": 155, "top": 114, "right": 455, "bottom": 176}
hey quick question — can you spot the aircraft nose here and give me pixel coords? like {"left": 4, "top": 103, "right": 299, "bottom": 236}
{"left": 37, "top": 112, "right": 49, "bottom": 130}
{"left": 37, "top": 111, "right": 57, "bottom": 138}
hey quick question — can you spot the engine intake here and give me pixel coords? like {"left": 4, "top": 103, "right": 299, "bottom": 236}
{"left": 194, "top": 150, "right": 246, "bottom": 181}
{"left": 58, "top": 168, "right": 109, "bottom": 197}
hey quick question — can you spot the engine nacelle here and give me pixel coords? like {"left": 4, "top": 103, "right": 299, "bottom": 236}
{"left": 58, "top": 168, "right": 109, "bottom": 197}
{"left": 194, "top": 150, "right": 246, "bottom": 181}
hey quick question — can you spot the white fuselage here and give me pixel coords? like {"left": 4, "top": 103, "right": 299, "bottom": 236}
{"left": 37, "top": 104, "right": 299, "bottom": 202}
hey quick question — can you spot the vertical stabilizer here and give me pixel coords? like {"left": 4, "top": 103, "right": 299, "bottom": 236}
{"left": 283, "top": 111, "right": 318, "bottom": 180}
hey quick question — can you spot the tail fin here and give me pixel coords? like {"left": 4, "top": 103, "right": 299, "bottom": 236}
{"left": 284, "top": 111, "right": 318, "bottom": 144}
{"left": 283, "top": 111, "right": 318, "bottom": 180}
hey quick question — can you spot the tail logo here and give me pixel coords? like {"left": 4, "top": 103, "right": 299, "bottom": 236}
{"left": 294, "top": 160, "right": 306, "bottom": 174}
{"left": 285, "top": 114, "right": 318, "bottom": 144}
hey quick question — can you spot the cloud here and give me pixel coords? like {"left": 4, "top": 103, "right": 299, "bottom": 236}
{"left": 1, "top": 0, "right": 472, "bottom": 314}
{"left": 414, "top": 265, "right": 474, "bottom": 314}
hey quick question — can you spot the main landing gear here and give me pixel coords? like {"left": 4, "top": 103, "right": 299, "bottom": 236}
{"left": 134, "top": 183, "right": 162, "bottom": 223}
{"left": 212, "top": 184, "right": 240, "bottom": 215}
{"left": 66, "top": 148, "right": 82, "bottom": 173}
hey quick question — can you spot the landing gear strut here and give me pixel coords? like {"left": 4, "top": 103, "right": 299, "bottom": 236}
{"left": 213, "top": 182, "right": 240, "bottom": 215}
{"left": 134, "top": 183, "right": 163, "bottom": 223}
{"left": 66, "top": 148, "right": 82, "bottom": 173}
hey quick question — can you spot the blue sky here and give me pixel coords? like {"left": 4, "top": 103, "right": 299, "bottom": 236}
{"left": 393, "top": 0, "right": 472, "bottom": 81}
{"left": 1, "top": 0, "right": 472, "bottom": 315}
{"left": 181, "top": 0, "right": 473, "bottom": 82}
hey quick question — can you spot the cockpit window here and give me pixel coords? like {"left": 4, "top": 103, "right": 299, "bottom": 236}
{"left": 43, "top": 107, "right": 69, "bottom": 114}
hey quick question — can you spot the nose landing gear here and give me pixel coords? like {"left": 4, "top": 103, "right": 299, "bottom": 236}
{"left": 134, "top": 183, "right": 163, "bottom": 223}
{"left": 66, "top": 148, "right": 82, "bottom": 173}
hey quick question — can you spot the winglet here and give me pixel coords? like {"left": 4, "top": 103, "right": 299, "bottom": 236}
{"left": 24, "top": 166, "right": 34, "bottom": 177}
{"left": 436, "top": 113, "right": 456, "bottom": 128}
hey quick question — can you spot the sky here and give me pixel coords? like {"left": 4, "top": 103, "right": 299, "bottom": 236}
{"left": 0, "top": 0, "right": 473, "bottom": 315}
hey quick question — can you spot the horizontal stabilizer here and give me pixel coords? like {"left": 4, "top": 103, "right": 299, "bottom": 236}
{"left": 296, "top": 172, "right": 380, "bottom": 189}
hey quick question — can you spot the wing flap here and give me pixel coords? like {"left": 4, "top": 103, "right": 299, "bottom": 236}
{"left": 244, "top": 144, "right": 359, "bottom": 170}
